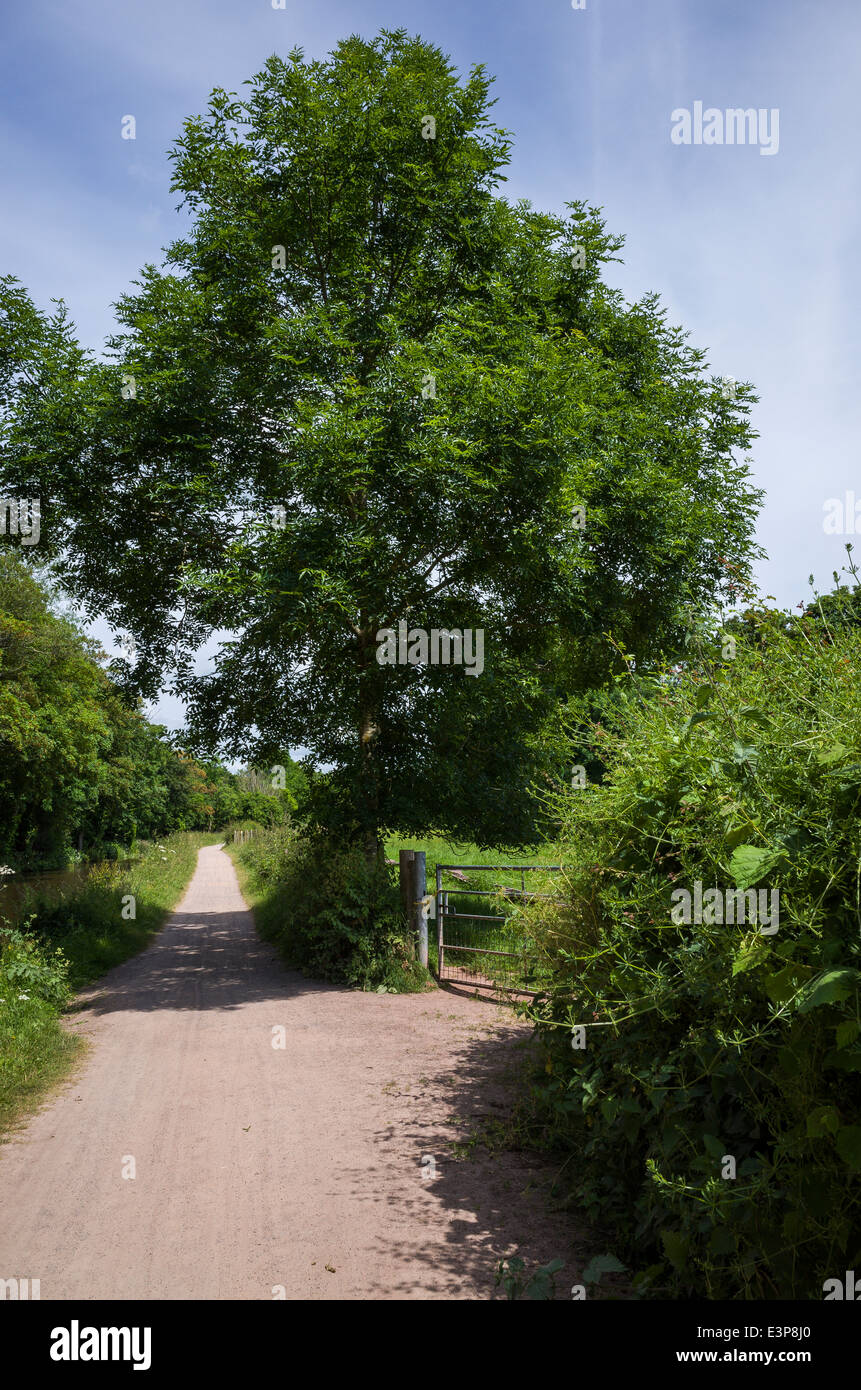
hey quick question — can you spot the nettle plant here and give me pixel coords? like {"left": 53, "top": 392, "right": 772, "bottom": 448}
{"left": 517, "top": 583, "right": 861, "bottom": 1297}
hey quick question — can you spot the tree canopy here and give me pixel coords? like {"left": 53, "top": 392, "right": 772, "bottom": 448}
{"left": 0, "top": 29, "right": 762, "bottom": 853}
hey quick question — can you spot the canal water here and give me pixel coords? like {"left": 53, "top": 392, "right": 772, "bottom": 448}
{"left": 0, "top": 860, "right": 139, "bottom": 926}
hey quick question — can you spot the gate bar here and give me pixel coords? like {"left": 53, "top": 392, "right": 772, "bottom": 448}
{"left": 436, "top": 862, "right": 443, "bottom": 976}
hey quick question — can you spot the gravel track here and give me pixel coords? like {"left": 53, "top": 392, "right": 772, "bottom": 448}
{"left": 0, "top": 844, "right": 584, "bottom": 1300}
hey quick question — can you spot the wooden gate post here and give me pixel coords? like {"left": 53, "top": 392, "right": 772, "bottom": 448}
{"left": 413, "top": 851, "right": 428, "bottom": 969}
{"left": 399, "top": 849, "right": 429, "bottom": 967}
{"left": 399, "top": 849, "right": 415, "bottom": 959}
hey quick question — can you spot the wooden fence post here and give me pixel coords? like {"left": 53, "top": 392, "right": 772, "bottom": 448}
{"left": 399, "top": 850, "right": 415, "bottom": 959}
{"left": 413, "top": 851, "right": 428, "bottom": 969}
{"left": 399, "top": 850, "right": 429, "bottom": 966}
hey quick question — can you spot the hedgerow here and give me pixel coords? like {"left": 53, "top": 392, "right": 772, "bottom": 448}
{"left": 518, "top": 590, "right": 861, "bottom": 1297}
{"left": 236, "top": 825, "right": 428, "bottom": 992}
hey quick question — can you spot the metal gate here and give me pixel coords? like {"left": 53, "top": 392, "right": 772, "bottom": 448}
{"left": 434, "top": 862, "right": 564, "bottom": 994}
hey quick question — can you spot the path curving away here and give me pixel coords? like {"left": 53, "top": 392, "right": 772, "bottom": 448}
{"left": 0, "top": 845, "right": 584, "bottom": 1299}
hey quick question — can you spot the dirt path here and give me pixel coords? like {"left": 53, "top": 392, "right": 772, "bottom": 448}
{"left": 0, "top": 845, "right": 583, "bottom": 1299}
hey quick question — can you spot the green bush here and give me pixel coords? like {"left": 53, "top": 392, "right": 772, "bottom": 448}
{"left": 520, "top": 600, "right": 861, "bottom": 1298}
{"left": 0, "top": 924, "right": 71, "bottom": 1007}
{"left": 239, "top": 825, "right": 428, "bottom": 991}
{"left": 85, "top": 840, "right": 123, "bottom": 863}
{"left": 0, "top": 924, "right": 80, "bottom": 1131}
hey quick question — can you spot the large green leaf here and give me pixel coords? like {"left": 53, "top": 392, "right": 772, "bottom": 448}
{"left": 727, "top": 843, "right": 785, "bottom": 890}
{"left": 797, "top": 968, "right": 861, "bottom": 1014}
{"left": 660, "top": 1229, "right": 690, "bottom": 1271}
{"left": 582, "top": 1253, "right": 626, "bottom": 1284}
{"left": 836, "top": 1126, "right": 861, "bottom": 1170}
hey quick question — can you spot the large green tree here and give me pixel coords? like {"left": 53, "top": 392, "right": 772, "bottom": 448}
{"left": 0, "top": 30, "right": 762, "bottom": 855}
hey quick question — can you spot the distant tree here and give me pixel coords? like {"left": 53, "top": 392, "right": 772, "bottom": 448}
{"left": 0, "top": 557, "right": 290, "bottom": 864}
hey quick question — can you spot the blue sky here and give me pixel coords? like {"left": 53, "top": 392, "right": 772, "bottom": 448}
{"left": 2, "top": 0, "right": 859, "bottom": 732}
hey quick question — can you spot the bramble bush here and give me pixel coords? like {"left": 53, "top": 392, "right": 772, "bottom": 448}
{"left": 238, "top": 825, "right": 428, "bottom": 992}
{"left": 519, "top": 583, "right": 861, "bottom": 1297}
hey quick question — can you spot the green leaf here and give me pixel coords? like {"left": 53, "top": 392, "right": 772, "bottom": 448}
{"left": 797, "top": 968, "right": 861, "bottom": 1014}
{"left": 823, "top": 1047, "right": 861, "bottom": 1072}
{"left": 660, "top": 1229, "right": 690, "bottom": 1271}
{"left": 806, "top": 1106, "right": 841, "bottom": 1137}
{"left": 680, "top": 710, "right": 715, "bottom": 739}
{"left": 816, "top": 743, "right": 850, "bottom": 766}
{"left": 732, "top": 935, "right": 768, "bottom": 975}
{"left": 765, "top": 963, "right": 809, "bottom": 1004}
{"left": 731, "top": 741, "right": 759, "bottom": 767}
{"left": 708, "top": 1227, "right": 736, "bottom": 1256}
{"left": 702, "top": 1132, "right": 725, "bottom": 1160}
{"left": 727, "top": 844, "right": 784, "bottom": 891}
{"left": 724, "top": 822, "right": 756, "bottom": 852}
{"left": 836, "top": 1126, "right": 861, "bottom": 1170}
{"left": 836, "top": 1020, "right": 860, "bottom": 1050}
{"left": 739, "top": 706, "right": 772, "bottom": 730}
{"left": 582, "top": 1253, "right": 626, "bottom": 1284}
